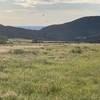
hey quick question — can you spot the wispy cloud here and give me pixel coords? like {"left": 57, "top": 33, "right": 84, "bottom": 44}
{"left": 0, "top": 0, "right": 100, "bottom": 25}
{"left": 0, "top": 0, "right": 99, "bottom": 8}
{"left": 4, "top": 10, "right": 14, "bottom": 13}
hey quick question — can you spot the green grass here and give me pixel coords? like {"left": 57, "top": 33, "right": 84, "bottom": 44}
{"left": 0, "top": 43, "right": 100, "bottom": 100}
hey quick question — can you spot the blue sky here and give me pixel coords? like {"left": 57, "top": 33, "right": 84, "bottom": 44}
{"left": 0, "top": 0, "right": 100, "bottom": 25}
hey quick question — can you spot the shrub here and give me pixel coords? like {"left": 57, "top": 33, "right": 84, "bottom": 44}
{"left": 71, "top": 46, "right": 82, "bottom": 54}
{"left": 10, "top": 49, "right": 25, "bottom": 54}
{"left": 0, "top": 36, "right": 8, "bottom": 44}
{"left": 32, "top": 39, "right": 43, "bottom": 43}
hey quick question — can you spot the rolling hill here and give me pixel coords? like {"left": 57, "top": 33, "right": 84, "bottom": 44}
{"left": 0, "top": 24, "right": 38, "bottom": 39}
{"left": 0, "top": 16, "right": 100, "bottom": 42}
{"left": 39, "top": 16, "right": 100, "bottom": 42}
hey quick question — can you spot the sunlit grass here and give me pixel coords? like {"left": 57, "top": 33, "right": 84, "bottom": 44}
{"left": 0, "top": 43, "right": 100, "bottom": 100}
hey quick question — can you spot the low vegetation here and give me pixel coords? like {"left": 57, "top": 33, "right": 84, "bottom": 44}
{"left": 0, "top": 42, "right": 100, "bottom": 100}
{"left": 0, "top": 36, "right": 8, "bottom": 44}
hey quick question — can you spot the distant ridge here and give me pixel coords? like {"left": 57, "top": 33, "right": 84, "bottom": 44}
{"left": 0, "top": 25, "right": 38, "bottom": 39}
{"left": 16, "top": 26, "right": 44, "bottom": 30}
{"left": 0, "top": 16, "right": 100, "bottom": 42}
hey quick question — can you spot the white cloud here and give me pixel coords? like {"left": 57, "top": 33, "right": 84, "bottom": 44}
{"left": 13, "top": 0, "right": 100, "bottom": 5}
{"left": 1, "top": 0, "right": 100, "bottom": 8}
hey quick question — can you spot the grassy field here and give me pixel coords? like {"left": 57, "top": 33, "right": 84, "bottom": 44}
{"left": 0, "top": 43, "right": 100, "bottom": 100}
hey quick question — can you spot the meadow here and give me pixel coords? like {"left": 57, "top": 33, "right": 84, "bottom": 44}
{"left": 0, "top": 42, "right": 100, "bottom": 100}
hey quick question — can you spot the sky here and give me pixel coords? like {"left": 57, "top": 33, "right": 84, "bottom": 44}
{"left": 0, "top": 0, "right": 100, "bottom": 26}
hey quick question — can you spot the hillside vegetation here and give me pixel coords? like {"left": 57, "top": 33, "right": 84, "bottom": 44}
{"left": 1, "top": 16, "right": 100, "bottom": 42}
{"left": 0, "top": 43, "right": 100, "bottom": 100}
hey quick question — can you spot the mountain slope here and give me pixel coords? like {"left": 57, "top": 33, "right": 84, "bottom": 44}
{"left": 0, "top": 16, "right": 100, "bottom": 42}
{"left": 0, "top": 24, "right": 38, "bottom": 39}
{"left": 39, "top": 16, "right": 100, "bottom": 42}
